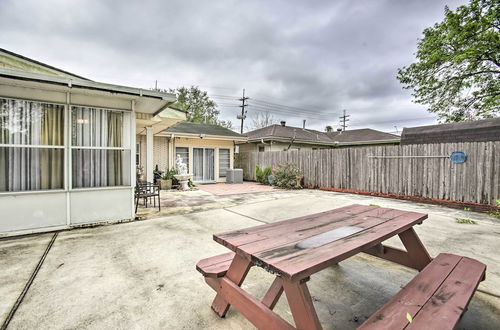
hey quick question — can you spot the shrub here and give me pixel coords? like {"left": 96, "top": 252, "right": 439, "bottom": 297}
{"left": 254, "top": 165, "right": 272, "bottom": 184}
{"left": 255, "top": 165, "right": 263, "bottom": 183}
{"left": 273, "top": 162, "right": 302, "bottom": 189}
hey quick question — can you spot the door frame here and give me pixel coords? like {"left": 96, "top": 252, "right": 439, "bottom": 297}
{"left": 193, "top": 147, "right": 216, "bottom": 183}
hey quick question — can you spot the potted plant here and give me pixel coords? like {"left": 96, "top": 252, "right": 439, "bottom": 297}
{"left": 159, "top": 168, "right": 178, "bottom": 190}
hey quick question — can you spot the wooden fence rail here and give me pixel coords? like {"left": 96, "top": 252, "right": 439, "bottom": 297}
{"left": 236, "top": 142, "right": 500, "bottom": 205}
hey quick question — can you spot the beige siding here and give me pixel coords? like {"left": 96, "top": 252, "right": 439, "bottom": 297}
{"left": 137, "top": 136, "right": 235, "bottom": 183}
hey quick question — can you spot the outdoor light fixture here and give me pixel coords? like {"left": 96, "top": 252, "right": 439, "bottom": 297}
{"left": 199, "top": 133, "right": 206, "bottom": 139}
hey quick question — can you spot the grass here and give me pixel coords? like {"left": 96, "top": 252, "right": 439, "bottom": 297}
{"left": 369, "top": 204, "right": 381, "bottom": 207}
{"left": 455, "top": 218, "right": 477, "bottom": 224}
{"left": 463, "top": 207, "right": 472, "bottom": 211}
{"left": 487, "top": 210, "right": 500, "bottom": 219}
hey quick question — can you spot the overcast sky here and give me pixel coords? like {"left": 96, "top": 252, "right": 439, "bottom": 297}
{"left": 1, "top": 0, "right": 468, "bottom": 133}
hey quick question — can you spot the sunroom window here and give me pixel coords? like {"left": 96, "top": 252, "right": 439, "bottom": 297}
{"left": 0, "top": 98, "right": 64, "bottom": 192}
{"left": 71, "top": 106, "right": 130, "bottom": 188}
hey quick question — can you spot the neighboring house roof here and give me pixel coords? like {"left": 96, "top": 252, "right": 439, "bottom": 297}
{"left": 244, "top": 124, "right": 399, "bottom": 146}
{"left": 400, "top": 118, "right": 500, "bottom": 145}
{"left": 0, "top": 48, "right": 89, "bottom": 80}
{"left": 327, "top": 129, "right": 400, "bottom": 144}
{"left": 245, "top": 125, "right": 333, "bottom": 144}
{"left": 163, "top": 121, "right": 245, "bottom": 138}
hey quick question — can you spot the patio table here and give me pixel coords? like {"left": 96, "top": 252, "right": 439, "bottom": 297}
{"left": 205, "top": 204, "right": 431, "bottom": 330}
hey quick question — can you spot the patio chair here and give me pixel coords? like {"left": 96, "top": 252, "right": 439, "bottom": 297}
{"left": 135, "top": 181, "right": 161, "bottom": 213}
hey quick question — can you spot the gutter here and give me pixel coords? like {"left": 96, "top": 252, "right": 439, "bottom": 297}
{"left": 157, "top": 132, "right": 248, "bottom": 142}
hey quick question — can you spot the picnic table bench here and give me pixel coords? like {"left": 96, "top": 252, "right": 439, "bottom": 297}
{"left": 196, "top": 204, "right": 486, "bottom": 330}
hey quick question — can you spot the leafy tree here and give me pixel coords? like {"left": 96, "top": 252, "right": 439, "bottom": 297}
{"left": 325, "top": 125, "right": 333, "bottom": 132}
{"left": 397, "top": 0, "right": 499, "bottom": 122}
{"left": 156, "top": 86, "right": 233, "bottom": 129}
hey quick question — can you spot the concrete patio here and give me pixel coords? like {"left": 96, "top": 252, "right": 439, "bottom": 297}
{"left": 1, "top": 188, "right": 499, "bottom": 329}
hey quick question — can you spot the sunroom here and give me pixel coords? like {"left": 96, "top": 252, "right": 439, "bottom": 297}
{"left": 0, "top": 67, "right": 176, "bottom": 236}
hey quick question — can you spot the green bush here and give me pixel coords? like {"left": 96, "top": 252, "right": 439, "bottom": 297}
{"left": 254, "top": 165, "right": 273, "bottom": 184}
{"left": 255, "top": 165, "right": 263, "bottom": 182}
{"left": 273, "top": 163, "right": 302, "bottom": 189}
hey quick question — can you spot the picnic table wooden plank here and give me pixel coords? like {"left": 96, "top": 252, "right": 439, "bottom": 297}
{"left": 229, "top": 208, "right": 408, "bottom": 259}
{"left": 196, "top": 252, "right": 235, "bottom": 278}
{"left": 215, "top": 204, "right": 373, "bottom": 249}
{"left": 260, "top": 211, "right": 427, "bottom": 280}
{"left": 358, "top": 253, "right": 462, "bottom": 329}
{"left": 407, "top": 256, "right": 486, "bottom": 329}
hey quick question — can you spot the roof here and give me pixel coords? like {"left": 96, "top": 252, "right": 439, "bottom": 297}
{"left": 168, "top": 105, "right": 188, "bottom": 113}
{"left": 400, "top": 118, "right": 500, "bottom": 145}
{"left": 245, "top": 125, "right": 333, "bottom": 143}
{"left": 0, "top": 67, "right": 176, "bottom": 114}
{"left": 163, "top": 121, "right": 245, "bottom": 138}
{"left": 327, "top": 129, "right": 400, "bottom": 144}
{"left": 0, "top": 48, "right": 89, "bottom": 80}
{"left": 244, "top": 124, "right": 399, "bottom": 146}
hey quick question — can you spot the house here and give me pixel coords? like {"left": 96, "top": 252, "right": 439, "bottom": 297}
{"left": 137, "top": 121, "right": 247, "bottom": 183}
{"left": 400, "top": 118, "right": 500, "bottom": 145}
{"left": 238, "top": 121, "right": 400, "bottom": 152}
{"left": 0, "top": 48, "right": 178, "bottom": 235}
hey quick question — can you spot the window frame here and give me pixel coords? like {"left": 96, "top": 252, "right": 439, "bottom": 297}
{"left": 175, "top": 147, "right": 189, "bottom": 170}
{"left": 70, "top": 105, "right": 131, "bottom": 190}
{"left": 0, "top": 97, "right": 66, "bottom": 193}
{"left": 218, "top": 148, "right": 230, "bottom": 178}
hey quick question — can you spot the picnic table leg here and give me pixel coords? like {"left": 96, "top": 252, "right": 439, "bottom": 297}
{"left": 211, "top": 254, "right": 252, "bottom": 317}
{"left": 283, "top": 278, "right": 323, "bottom": 330}
{"left": 398, "top": 227, "right": 432, "bottom": 271}
{"left": 262, "top": 277, "right": 284, "bottom": 310}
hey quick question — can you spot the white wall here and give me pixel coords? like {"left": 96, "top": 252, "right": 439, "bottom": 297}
{"left": 0, "top": 192, "right": 67, "bottom": 233}
{"left": 69, "top": 188, "right": 133, "bottom": 224}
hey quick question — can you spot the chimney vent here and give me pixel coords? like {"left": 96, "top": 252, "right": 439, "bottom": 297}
{"left": 280, "top": 121, "right": 286, "bottom": 127}
{"left": 302, "top": 120, "right": 306, "bottom": 129}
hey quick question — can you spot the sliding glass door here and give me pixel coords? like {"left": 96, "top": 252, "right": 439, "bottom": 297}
{"left": 193, "top": 148, "right": 214, "bottom": 182}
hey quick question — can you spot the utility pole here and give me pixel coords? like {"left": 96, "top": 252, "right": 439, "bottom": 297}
{"left": 237, "top": 89, "right": 249, "bottom": 134}
{"left": 339, "top": 109, "right": 349, "bottom": 131}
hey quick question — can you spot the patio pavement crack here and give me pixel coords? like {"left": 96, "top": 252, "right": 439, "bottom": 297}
{"left": 1, "top": 232, "right": 58, "bottom": 330}
{"left": 224, "top": 208, "right": 270, "bottom": 224}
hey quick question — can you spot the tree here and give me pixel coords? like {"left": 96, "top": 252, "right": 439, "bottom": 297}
{"left": 397, "top": 0, "right": 499, "bottom": 122}
{"left": 251, "top": 112, "right": 276, "bottom": 129}
{"left": 165, "top": 86, "right": 233, "bottom": 128}
{"left": 325, "top": 125, "right": 333, "bottom": 132}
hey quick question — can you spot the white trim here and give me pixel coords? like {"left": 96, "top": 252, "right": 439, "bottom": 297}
{"left": 70, "top": 186, "right": 132, "bottom": 192}
{"left": 0, "top": 95, "right": 66, "bottom": 106}
{"left": 0, "top": 144, "right": 64, "bottom": 149}
{"left": 0, "top": 189, "right": 66, "bottom": 196}
{"left": 69, "top": 146, "right": 127, "bottom": 150}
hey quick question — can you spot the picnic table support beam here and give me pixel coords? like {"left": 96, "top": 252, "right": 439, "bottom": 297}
{"left": 398, "top": 228, "right": 432, "bottom": 271}
{"left": 211, "top": 254, "right": 252, "bottom": 317}
{"left": 364, "top": 244, "right": 422, "bottom": 270}
{"left": 283, "top": 279, "right": 323, "bottom": 330}
{"left": 261, "top": 277, "right": 284, "bottom": 310}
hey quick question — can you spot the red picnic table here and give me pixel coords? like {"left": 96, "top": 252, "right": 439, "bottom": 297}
{"left": 197, "top": 204, "right": 486, "bottom": 330}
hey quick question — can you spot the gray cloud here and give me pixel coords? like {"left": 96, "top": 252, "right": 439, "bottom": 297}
{"left": 0, "top": 0, "right": 468, "bottom": 132}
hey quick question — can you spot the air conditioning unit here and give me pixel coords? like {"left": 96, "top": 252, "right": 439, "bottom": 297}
{"left": 226, "top": 169, "right": 243, "bottom": 184}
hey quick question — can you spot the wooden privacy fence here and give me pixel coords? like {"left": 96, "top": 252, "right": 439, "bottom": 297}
{"left": 236, "top": 142, "right": 500, "bottom": 205}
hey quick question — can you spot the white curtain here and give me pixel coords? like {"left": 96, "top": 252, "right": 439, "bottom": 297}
{"left": 72, "top": 107, "right": 124, "bottom": 188}
{"left": 205, "top": 149, "right": 214, "bottom": 181}
{"left": 0, "top": 99, "right": 64, "bottom": 192}
{"left": 193, "top": 148, "right": 203, "bottom": 181}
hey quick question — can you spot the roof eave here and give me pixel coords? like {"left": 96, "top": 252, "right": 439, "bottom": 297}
{"left": 0, "top": 67, "right": 176, "bottom": 102}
